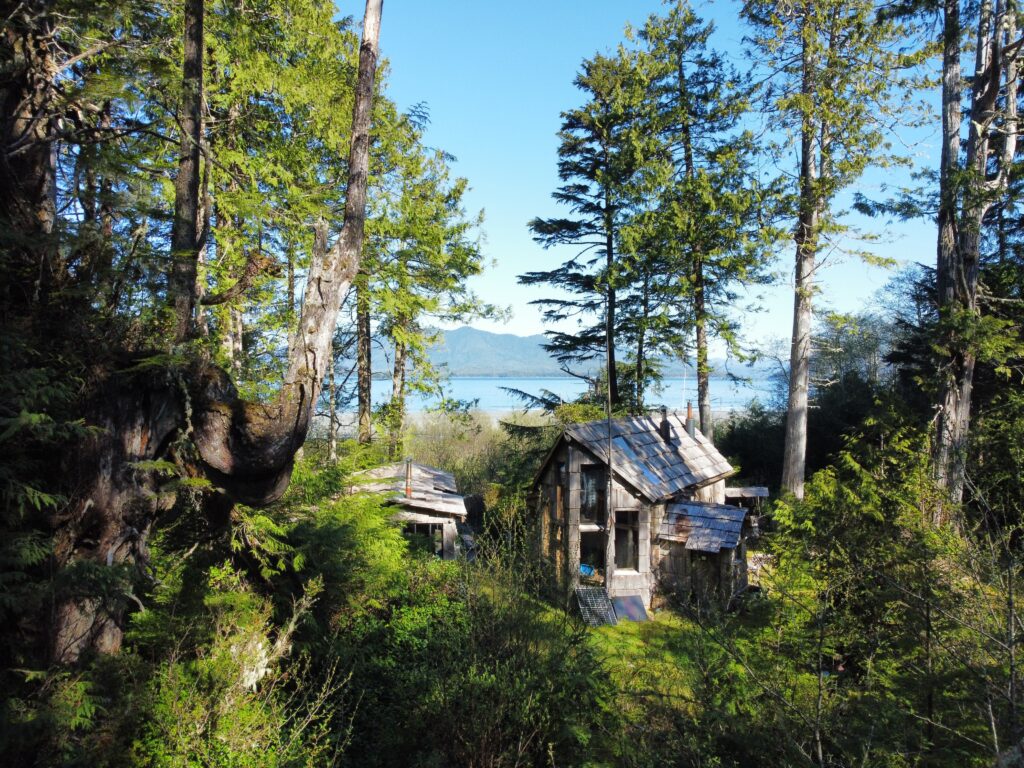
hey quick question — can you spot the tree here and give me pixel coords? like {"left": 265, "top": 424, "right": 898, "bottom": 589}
{"left": 932, "top": 0, "right": 1020, "bottom": 505}
{"left": 743, "top": 0, "right": 919, "bottom": 498}
{"left": 368, "top": 142, "right": 489, "bottom": 458}
{"left": 635, "top": 1, "right": 780, "bottom": 437}
{"left": 522, "top": 49, "right": 653, "bottom": 409}
{"left": 0, "top": 0, "right": 384, "bottom": 662}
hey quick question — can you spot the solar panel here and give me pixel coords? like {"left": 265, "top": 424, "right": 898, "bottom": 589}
{"left": 612, "top": 595, "right": 649, "bottom": 622}
{"left": 575, "top": 586, "right": 617, "bottom": 627}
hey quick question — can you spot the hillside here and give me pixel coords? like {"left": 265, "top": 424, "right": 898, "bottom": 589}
{"left": 426, "top": 326, "right": 762, "bottom": 378}
{"left": 426, "top": 327, "right": 566, "bottom": 377}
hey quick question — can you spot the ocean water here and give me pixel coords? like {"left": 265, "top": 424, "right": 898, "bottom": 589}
{"left": 367, "top": 376, "right": 776, "bottom": 413}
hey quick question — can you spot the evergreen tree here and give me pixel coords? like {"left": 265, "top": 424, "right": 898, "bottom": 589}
{"left": 521, "top": 48, "right": 653, "bottom": 409}
{"left": 635, "top": 2, "right": 782, "bottom": 436}
{"left": 742, "top": 0, "right": 921, "bottom": 498}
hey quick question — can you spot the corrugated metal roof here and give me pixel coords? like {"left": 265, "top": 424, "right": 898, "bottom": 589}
{"left": 658, "top": 501, "right": 746, "bottom": 552}
{"left": 564, "top": 413, "right": 734, "bottom": 502}
{"left": 351, "top": 462, "right": 466, "bottom": 518}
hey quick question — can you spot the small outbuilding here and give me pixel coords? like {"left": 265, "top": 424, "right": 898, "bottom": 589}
{"left": 353, "top": 460, "right": 467, "bottom": 559}
{"left": 533, "top": 408, "right": 752, "bottom": 609}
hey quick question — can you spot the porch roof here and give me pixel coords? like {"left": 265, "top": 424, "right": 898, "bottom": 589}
{"left": 658, "top": 501, "right": 746, "bottom": 553}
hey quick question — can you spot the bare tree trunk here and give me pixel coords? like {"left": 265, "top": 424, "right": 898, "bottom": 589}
{"left": 694, "top": 253, "right": 712, "bottom": 441}
{"left": 781, "top": 25, "right": 819, "bottom": 500}
{"left": 603, "top": 189, "right": 619, "bottom": 408}
{"left": 51, "top": 0, "right": 385, "bottom": 664}
{"left": 934, "top": 0, "right": 1017, "bottom": 507}
{"left": 388, "top": 331, "right": 407, "bottom": 461}
{"left": 0, "top": 0, "right": 58, "bottom": 309}
{"left": 635, "top": 269, "right": 649, "bottom": 412}
{"left": 328, "top": 342, "right": 338, "bottom": 462}
{"left": 169, "top": 0, "right": 204, "bottom": 343}
{"left": 357, "top": 273, "right": 373, "bottom": 444}
{"left": 676, "top": 58, "right": 711, "bottom": 440}
{"left": 195, "top": 130, "right": 211, "bottom": 337}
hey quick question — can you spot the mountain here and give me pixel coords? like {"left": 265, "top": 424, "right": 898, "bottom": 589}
{"left": 425, "top": 327, "right": 770, "bottom": 379}
{"left": 426, "top": 327, "right": 567, "bottom": 377}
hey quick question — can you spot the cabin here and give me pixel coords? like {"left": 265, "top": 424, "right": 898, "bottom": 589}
{"left": 533, "top": 408, "right": 751, "bottom": 610}
{"left": 353, "top": 460, "right": 467, "bottom": 559}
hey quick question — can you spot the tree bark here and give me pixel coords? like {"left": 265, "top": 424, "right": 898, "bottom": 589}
{"left": 169, "top": 0, "right": 204, "bottom": 343}
{"left": 0, "top": 0, "right": 58, "bottom": 310}
{"left": 388, "top": 329, "right": 407, "bottom": 460}
{"left": 694, "top": 253, "right": 712, "bottom": 441}
{"left": 604, "top": 187, "right": 619, "bottom": 408}
{"left": 636, "top": 273, "right": 648, "bottom": 413}
{"left": 781, "top": 21, "right": 819, "bottom": 500}
{"left": 50, "top": 0, "right": 385, "bottom": 663}
{"left": 933, "top": 0, "right": 1017, "bottom": 507}
{"left": 328, "top": 341, "right": 338, "bottom": 462}
{"left": 357, "top": 273, "right": 373, "bottom": 444}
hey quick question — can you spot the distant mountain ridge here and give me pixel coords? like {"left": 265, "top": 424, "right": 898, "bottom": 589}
{"left": 426, "top": 327, "right": 566, "bottom": 377}
{"left": 425, "top": 326, "right": 763, "bottom": 378}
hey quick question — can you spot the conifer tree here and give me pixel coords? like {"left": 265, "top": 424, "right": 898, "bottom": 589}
{"left": 636, "top": 2, "right": 780, "bottom": 437}
{"left": 522, "top": 49, "right": 652, "bottom": 408}
{"left": 743, "top": 0, "right": 917, "bottom": 498}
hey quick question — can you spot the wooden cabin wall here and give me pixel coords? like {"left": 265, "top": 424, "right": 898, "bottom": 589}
{"left": 537, "top": 442, "right": 571, "bottom": 590}
{"left": 567, "top": 443, "right": 581, "bottom": 587}
{"left": 605, "top": 474, "right": 652, "bottom": 604}
{"left": 692, "top": 478, "right": 726, "bottom": 504}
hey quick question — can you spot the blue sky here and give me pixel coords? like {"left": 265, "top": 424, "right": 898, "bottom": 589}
{"left": 362, "top": 0, "right": 939, "bottom": 357}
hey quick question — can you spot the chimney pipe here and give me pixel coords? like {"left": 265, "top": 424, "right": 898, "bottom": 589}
{"left": 659, "top": 405, "right": 670, "bottom": 442}
{"left": 685, "top": 401, "right": 696, "bottom": 439}
{"left": 404, "top": 457, "right": 412, "bottom": 498}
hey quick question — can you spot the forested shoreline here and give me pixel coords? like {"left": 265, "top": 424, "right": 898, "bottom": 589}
{"left": 1, "top": 0, "right": 1023, "bottom": 766}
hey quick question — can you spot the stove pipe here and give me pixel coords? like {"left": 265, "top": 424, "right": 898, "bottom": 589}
{"left": 685, "top": 401, "right": 696, "bottom": 439}
{"left": 659, "top": 405, "right": 671, "bottom": 442}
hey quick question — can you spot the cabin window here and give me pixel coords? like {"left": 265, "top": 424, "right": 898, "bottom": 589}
{"left": 580, "top": 465, "right": 606, "bottom": 525}
{"left": 580, "top": 530, "right": 605, "bottom": 582}
{"left": 615, "top": 510, "right": 639, "bottom": 570}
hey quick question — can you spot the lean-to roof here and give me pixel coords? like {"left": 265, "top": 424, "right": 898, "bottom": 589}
{"left": 658, "top": 501, "right": 746, "bottom": 553}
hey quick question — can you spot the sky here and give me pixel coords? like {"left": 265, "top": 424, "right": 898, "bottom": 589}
{"left": 353, "top": 0, "right": 939, "bottom": 358}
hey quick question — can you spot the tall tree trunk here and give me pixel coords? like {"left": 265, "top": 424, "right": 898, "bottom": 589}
{"left": 195, "top": 130, "right": 211, "bottom": 337}
{"left": 636, "top": 273, "right": 648, "bottom": 413}
{"left": 694, "top": 253, "right": 712, "bottom": 441}
{"left": 328, "top": 342, "right": 338, "bottom": 462}
{"left": 604, "top": 188, "right": 619, "bottom": 408}
{"left": 677, "top": 58, "right": 711, "bottom": 439}
{"left": 220, "top": 306, "right": 243, "bottom": 374}
{"left": 169, "top": 0, "right": 204, "bottom": 343}
{"left": 357, "top": 273, "right": 373, "bottom": 444}
{"left": 934, "top": 0, "right": 1017, "bottom": 507}
{"left": 51, "top": 0, "right": 385, "bottom": 664}
{"left": 388, "top": 329, "right": 407, "bottom": 460}
{"left": 781, "top": 25, "right": 819, "bottom": 500}
{"left": 0, "top": 0, "right": 58, "bottom": 310}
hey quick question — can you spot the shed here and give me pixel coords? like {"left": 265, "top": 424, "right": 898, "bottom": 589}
{"left": 658, "top": 502, "right": 749, "bottom": 604}
{"left": 724, "top": 486, "right": 770, "bottom": 537}
{"left": 352, "top": 461, "right": 467, "bottom": 559}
